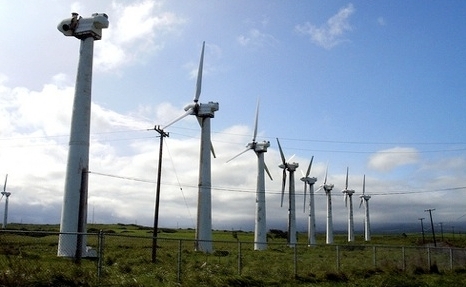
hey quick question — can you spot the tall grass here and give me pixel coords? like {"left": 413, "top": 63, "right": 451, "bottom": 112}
{"left": 1, "top": 223, "right": 465, "bottom": 286}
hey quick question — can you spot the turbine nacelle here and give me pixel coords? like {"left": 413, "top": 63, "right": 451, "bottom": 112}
{"left": 58, "top": 13, "right": 109, "bottom": 40}
{"left": 250, "top": 141, "right": 270, "bottom": 152}
{"left": 301, "top": 176, "right": 317, "bottom": 184}
{"left": 323, "top": 184, "right": 334, "bottom": 192}
{"left": 279, "top": 162, "right": 299, "bottom": 171}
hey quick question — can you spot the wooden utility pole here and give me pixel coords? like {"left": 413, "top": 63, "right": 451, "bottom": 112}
{"left": 151, "top": 126, "right": 169, "bottom": 263}
{"left": 424, "top": 209, "right": 436, "bottom": 247}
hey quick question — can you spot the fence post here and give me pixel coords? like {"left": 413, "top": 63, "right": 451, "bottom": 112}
{"left": 427, "top": 247, "right": 431, "bottom": 269}
{"left": 177, "top": 240, "right": 182, "bottom": 283}
{"left": 449, "top": 248, "right": 453, "bottom": 271}
{"left": 336, "top": 245, "right": 340, "bottom": 272}
{"left": 293, "top": 244, "right": 298, "bottom": 278}
{"left": 373, "top": 246, "right": 377, "bottom": 268}
{"left": 97, "top": 230, "right": 104, "bottom": 280}
{"left": 237, "top": 241, "right": 242, "bottom": 275}
{"left": 402, "top": 246, "right": 406, "bottom": 271}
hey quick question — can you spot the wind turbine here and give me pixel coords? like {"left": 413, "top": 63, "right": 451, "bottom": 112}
{"left": 359, "top": 175, "right": 371, "bottom": 241}
{"left": 227, "top": 100, "right": 272, "bottom": 250}
{"left": 300, "top": 157, "right": 318, "bottom": 246}
{"left": 317, "top": 166, "right": 334, "bottom": 244}
{"left": 276, "top": 138, "right": 299, "bottom": 246}
{"left": 162, "top": 42, "right": 219, "bottom": 253}
{"left": 342, "top": 167, "right": 355, "bottom": 242}
{"left": 1, "top": 174, "right": 11, "bottom": 229}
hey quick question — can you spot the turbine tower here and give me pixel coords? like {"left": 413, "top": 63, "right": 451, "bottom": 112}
{"left": 300, "top": 157, "right": 318, "bottom": 246}
{"left": 359, "top": 175, "right": 371, "bottom": 241}
{"left": 276, "top": 138, "right": 299, "bottom": 246}
{"left": 162, "top": 42, "right": 219, "bottom": 253}
{"left": 227, "top": 100, "right": 272, "bottom": 250}
{"left": 342, "top": 167, "right": 355, "bottom": 242}
{"left": 318, "top": 166, "right": 334, "bottom": 244}
{"left": 56, "top": 13, "right": 109, "bottom": 257}
{"left": 1, "top": 174, "right": 11, "bottom": 229}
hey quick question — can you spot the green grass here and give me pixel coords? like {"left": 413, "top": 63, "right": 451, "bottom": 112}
{"left": 1, "top": 223, "right": 465, "bottom": 286}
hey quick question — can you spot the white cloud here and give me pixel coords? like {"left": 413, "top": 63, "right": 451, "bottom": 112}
{"left": 295, "top": 3, "right": 355, "bottom": 49}
{"left": 94, "top": 0, "right": 186, "bottom": 72}
{"left": 377, "top": 17, "right": 386, "bottom": 26}
{"left": 368, "top": 147, "right": 420, "bottom": 172}
{"left": 237, "top": 29, "right": 278, "bottom": 48}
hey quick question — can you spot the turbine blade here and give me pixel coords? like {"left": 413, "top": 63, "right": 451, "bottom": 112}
{"left": 303, "top": 182, "right": 307, "bottom": 213}
{"left": 344, "top": 193, "right": 348, "bottom": 207}
{"left": 276, "top": 138, "right": 286, "bottom": 165}
{"left": 359, "top": 198, "right": 363, "bottom": 208}
{"left": 324, "top": 165, "right": 328, "bottom": 184}
{"left": 287, "top": 154, "right": 296, "bottom": 163}
{"left": 362, "top": 174, "right": 366, "bottom": 195}
{"left": 345, "top": 167, "right": 349, "bottom": 190}
{"left": 280, "top": 169, "right": 286, "bottom": 207}
{"left": 210, "top": 142, "right": 216, "bottom": 158}
{"left": 315, "top": 186, "right": 323, "bottom": 192}
{"left": 306, "top": 156, "right": 313, "bottom": 177}
{"left": 0, "top": 194, "right": 3, "bottom": 202}
{"left": 3, "top": 174, "right": 7, "bottom": 192}
{"left": 252, "top": 99, "right": 259, "bottom": 142}
{"left": 264, "top": 163, "right": 273, "bottom": 181}
{"left": 226, "top": 148, "right": 250, "bottom": 163}
{"left": 161, "top": 108, "right": 193, "bottom": 130}
{"left": 194, "top": 41, "right": 205, "bottom": 103}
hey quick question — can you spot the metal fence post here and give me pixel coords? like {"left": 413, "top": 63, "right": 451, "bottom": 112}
{"left": 237, "top": 241, "right": 242, "bottom": 275}
{"left": 402, "top": 246, "right": 406, "bottom": 271}
{"left": 97, "top": 230, "right": 104, "bottom": 279}
{"left": 336, "top": 245, "right": 340, "bottom": 272}
{"left": 427, "top": 247, "right": 431, "bottom": 269}
{"left": 293, "top": 244, "right": 298, "bottom": 278}
{"left": 177, "top": 240, "right": 182, "bottom": 283}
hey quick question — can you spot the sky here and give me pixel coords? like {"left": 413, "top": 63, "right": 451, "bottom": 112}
{"left": 1, "top": 1, "right": 466, "bottom": 235}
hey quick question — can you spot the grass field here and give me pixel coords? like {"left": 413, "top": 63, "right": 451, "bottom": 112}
{"left": 1, "top": 223, "right": 466, "bottom": 286}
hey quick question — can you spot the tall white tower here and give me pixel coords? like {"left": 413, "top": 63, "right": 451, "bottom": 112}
{"left": 56, "top": 13, "right": 109, "bottom": 257}
{"left": 342, "top": 167, "right": 355, "bottom": 242}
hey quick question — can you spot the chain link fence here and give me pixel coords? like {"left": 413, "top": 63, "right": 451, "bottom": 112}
{"left": 1, "top": 229, "right": 465, "bottom": 285}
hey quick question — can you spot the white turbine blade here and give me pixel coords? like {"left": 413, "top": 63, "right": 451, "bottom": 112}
{"left": 194, "top": 41, "right": 205, "bottom": 103}
{"left": 276, "top": 138, "right": 286, "bottom": 165}
{"left": 252, "top": 99, "right": 260, "bottom": 142}
{"left": 287, "top": 154, "right": 296, "bottom": 163}
{"left": 300, "top": 169, "right": 305, "bottom": 178}
{"left": 362, "top": 174, "right": 366, "bottom": 195}
{"left": 210, "top": 142, "right": 216, "bottom": 159}
{"left": 303, "top": 182, "right": 307, "bottom": 213}
{"left": 226, "top": 148, "right": 250, "bottom": 163}
{"left": 344, "top": 193, "right": 348, "bottom": 207}
{"left": 162, "top": 108, "right": 193, "bottom": 130}
{"left": 264, "top": 163, "right": 273, "bottom": 181}
{"left": 306, "top": 156, "right": 314, "bottom": 177}
{"left": 345, "top": 167, "right": 349, "bottom": 190}
{"left": 0, "top": 195, "right": 3, "bottom": 202}
{"left": 315, "top": 186, "right": 323, "bottom": 192}
{"left": 3, "top": 174, "right": 7, "bottom": 192}
{"left": 324, "top": 164, "right": 329, "bottom": 184}
{"left": 359, "top": 198, "right": 363, "bottom": 208}
{"left": 280, "top": 169, "right": 286, "bottom": 207}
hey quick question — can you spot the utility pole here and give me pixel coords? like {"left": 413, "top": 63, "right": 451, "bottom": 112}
{"left": 439, "top": 222, "right": 444, "bottom": 241}
{"left": 151, "top": 126, "right": 169, "bottom": 263}
{"left": 418, "top": 217, "right": 425, "bottom": 244}
{"left": 424, "top": 209, "right": 436, "bottom": 247}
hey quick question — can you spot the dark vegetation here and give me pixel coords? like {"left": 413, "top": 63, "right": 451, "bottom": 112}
{"left": 0, "top": 223, "right": 465, "bottom": 286}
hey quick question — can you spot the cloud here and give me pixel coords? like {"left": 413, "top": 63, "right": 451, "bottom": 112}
{"left": 237, "top": 29, "right": 278, "bottom": 48}
{"left": 368, "top": 147, "right": 420, "bottom": 172}
{"left": 94, "top": 0, "right": 186, "bottom": 72}
{"left": 377, "top": 17, "right": 386, "bottom": 26}
{"left": 295, "top": 3, "right": 355, "bottom": 49}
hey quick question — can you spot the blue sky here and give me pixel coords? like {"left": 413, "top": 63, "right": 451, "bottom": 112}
{"left": 1, "top": 1, "right": 465, "bottom": 234}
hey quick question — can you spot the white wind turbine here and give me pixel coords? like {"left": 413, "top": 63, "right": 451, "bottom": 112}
{"left": 1, "top": 174, "right": 11, "bottom": 229}
{"left": 162, "top": 42, "right": 219, "bottom": 253}
{"left": 300, "top": 157, "right": 318, "bottom": 246}
{"left": 227, "top": 100, "right": 273, "bottom": 250}
{"left": 317, "top": 166, "right": 334, "bottom": 244}
{"left": 359, "top": 175, "right": 371, "bottom": 241}
{"left": 342, "top": 167, "right": 355, "bottom": 242}
{"left": 276, "top": 138, "right": 299, "bottom": 246}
